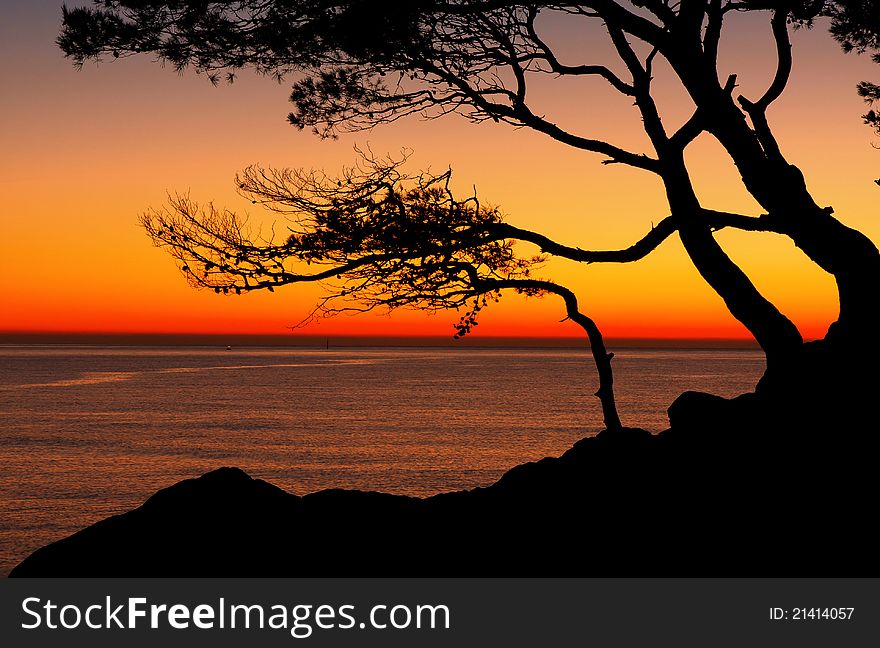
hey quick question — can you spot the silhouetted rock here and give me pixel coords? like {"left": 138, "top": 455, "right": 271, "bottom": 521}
{"left": 10, "top": 397, "right": 879, "bottom": 576}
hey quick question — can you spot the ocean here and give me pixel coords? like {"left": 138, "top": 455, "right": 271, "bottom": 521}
{"left": 0, "top": 345, "right": 764, "bottom": 575}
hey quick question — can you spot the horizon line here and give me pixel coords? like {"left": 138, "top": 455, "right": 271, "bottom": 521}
{"left": 0, "top": 331, "right": 761, "bottom": 349}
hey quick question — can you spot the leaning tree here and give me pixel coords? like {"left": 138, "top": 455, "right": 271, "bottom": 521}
{"left": 59, "top": 1, "right": 880, "bottom": 424}
{"left": 140, "top": 155, "right": 633, "bottom": 429}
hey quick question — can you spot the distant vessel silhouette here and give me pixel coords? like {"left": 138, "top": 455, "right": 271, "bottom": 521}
{"left": 226, "top": 346, "right": 232, "bottom": 351}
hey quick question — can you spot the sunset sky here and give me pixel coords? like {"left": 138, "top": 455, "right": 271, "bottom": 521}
{"left": 2, "top": 3, "right": 878, "bottom": 341}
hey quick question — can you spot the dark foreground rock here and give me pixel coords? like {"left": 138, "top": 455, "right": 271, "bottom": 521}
{"left": 10, "top": 394, "right": 879, "bottom": 576}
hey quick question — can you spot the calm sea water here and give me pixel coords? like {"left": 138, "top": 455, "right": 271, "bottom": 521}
{"left": 0, "top": 345, "right": 764, "bottom": 575}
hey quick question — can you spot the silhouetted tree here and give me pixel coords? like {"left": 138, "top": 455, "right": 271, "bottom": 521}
{"left": 60, "top": 1, "right": 880, "bottom": 420}
{"left": 142, "top": 154, "right": 624, "bottom": 430}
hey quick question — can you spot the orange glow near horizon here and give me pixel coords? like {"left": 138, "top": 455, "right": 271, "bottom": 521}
{"left": 1, "top": 7, "right": 876, "bottom": 342}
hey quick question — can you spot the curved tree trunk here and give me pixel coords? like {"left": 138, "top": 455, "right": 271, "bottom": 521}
{"left": 707, "top": 102, "right": 880, "bottom": 343}
{"left": 667, "top": 90, "right": 880, "bottom": 428}
{"left": 670, "top": 64, "right": 880, "bottom": 357}
{"left": 658, "top": 158, "right": 804, "bottom": 372}
{"left": 677, "top": 224, "right": 804, "bottom": 368}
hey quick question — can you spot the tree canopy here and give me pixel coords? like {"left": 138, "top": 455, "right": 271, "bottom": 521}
{"left": 60, "top": 2, "right": 880, "bottom": 137}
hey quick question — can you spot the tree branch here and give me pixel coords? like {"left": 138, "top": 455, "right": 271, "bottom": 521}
{"left": 489, "top": 209, "right": 784, "bottom": 264}
{"left": 524, "top": 7, "right": 635, "bottom": 96}
{"left": 704, "top": 0, "right": 724, "bottom": 66}
{"left": 419, "top": 59, "right": 662, "bottom": 172}
{"left": 754, "top": 7, "right": 794, "bottom": 111}
{"left": 669, "top": 107, "right": 705, "bottom": 150}
{"left": 468, "top": 274, "right": 622, "bottom": 432}
{"left": 603, "top": 14, "right": 669, "bottom": 153}
{"left": 736, "top": 8, "right": 791, "bottom": 163}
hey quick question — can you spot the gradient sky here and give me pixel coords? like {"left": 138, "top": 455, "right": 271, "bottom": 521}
{"left": 2, "top": 3, "right": 878, "bottom": 340}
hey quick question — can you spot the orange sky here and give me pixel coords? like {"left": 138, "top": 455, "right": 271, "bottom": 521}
{"left": 1, "top": 5, "right": 878, "bottom": 341}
